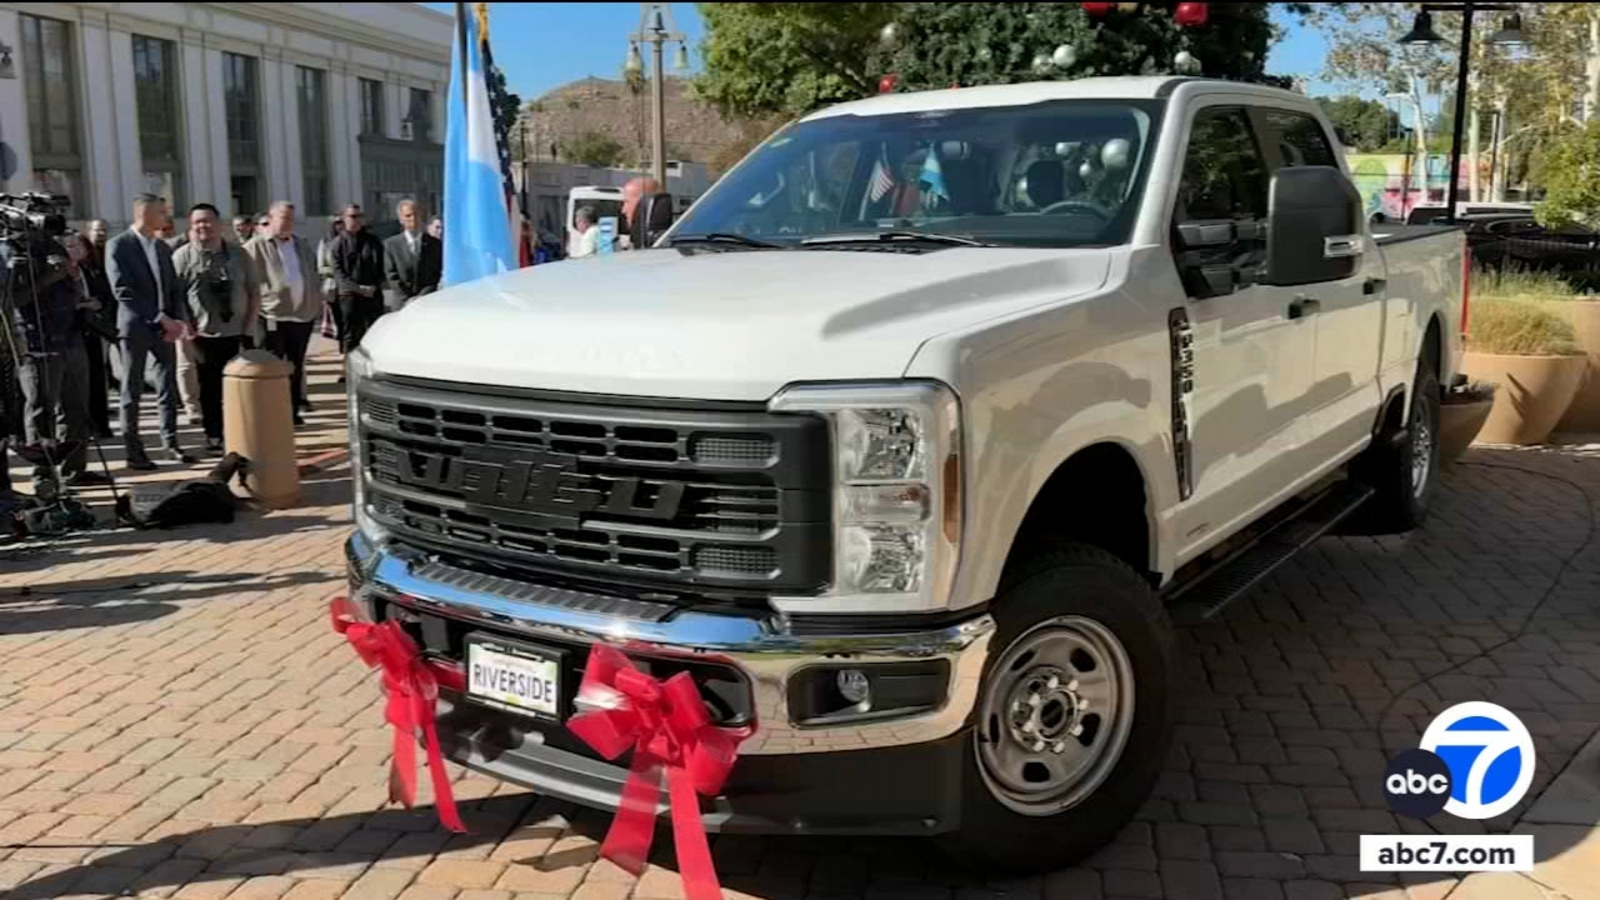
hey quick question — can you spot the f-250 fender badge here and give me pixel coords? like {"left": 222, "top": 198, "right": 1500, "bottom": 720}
{"left": 1168, "top": 308, "right": 1195, "bottom": 501}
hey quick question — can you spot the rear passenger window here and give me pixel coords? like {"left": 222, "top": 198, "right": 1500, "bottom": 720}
{"left": 1262, "top": 109, "right": 1337, "bottom": 168}
{"left": 1175, "top": 107, "right": 1269, "bottom": 222}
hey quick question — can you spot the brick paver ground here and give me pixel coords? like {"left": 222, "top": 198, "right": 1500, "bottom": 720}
{"left": 4, "top": 348, "right": 1599, "bottom": 900}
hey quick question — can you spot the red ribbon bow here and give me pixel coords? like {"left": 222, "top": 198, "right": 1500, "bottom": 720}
{"left": 330, "top": 595, "right": 466, "bottom": 833}
{"left": 567, "top": 643, "right": 752, "bottom": 900}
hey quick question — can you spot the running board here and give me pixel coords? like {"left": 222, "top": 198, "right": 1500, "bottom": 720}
{"left": 1164, "top": 481, "right": 1375, "bottom": 624}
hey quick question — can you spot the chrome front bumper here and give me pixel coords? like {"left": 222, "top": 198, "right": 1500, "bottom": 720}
{"left": 345, "top": 530, "right": 995, "bottom": 755}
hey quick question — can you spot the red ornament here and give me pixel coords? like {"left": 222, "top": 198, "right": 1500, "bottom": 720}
{"left": 879, "top": 73, "right": 898, "bottom": 93}
{"left": 567, "top": 644, "right": 755, "bottom": 900}
{"left": 1174, "top": 2, "right": 1208, "bottom": 27}
{"left": 330, "top": 596, "right": 466, "bottom": 834}
{"left": 1081, "top": 2, "right": 1114, "bottom": 15}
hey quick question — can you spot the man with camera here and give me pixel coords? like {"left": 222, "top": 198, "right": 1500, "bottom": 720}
{"left": 105, "top": 193, "right": 194, "bottom": 470}
{"left": 173, "top": 203, "right": 249, "bottom": 456}
{"left": 0, "top": 212, "right": 106, "bottom": 489}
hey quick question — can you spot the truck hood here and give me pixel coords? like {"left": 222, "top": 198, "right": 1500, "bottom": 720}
{"left": 363, "top": 246, "right": 1111, "bottom": 401}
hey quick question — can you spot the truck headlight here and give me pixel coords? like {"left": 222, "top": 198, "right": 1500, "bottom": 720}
{"left": 770, "top": 382, "right": 962, "bottom": 613}
{"left": 346, "top": 348, "right": 387, "bottom": 543}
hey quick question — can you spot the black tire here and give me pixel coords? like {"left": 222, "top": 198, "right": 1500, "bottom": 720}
{"left": 1348, "top": 361, "right": 1441, "bottom": 535}
{"left": 939, "top": 543, "right": 1175, "bottom": 875}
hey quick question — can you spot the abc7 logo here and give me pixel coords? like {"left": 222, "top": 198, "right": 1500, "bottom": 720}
{"left": 1385, "top": 701, "right": 1536, "bottom": 820}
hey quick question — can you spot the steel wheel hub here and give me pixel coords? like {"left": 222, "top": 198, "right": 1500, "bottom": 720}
{"left": 1411, "top": 413, "right": 1434, "bottom": 499}
{"left": 976, "top": 615, "right": 1136, "bottom": 816}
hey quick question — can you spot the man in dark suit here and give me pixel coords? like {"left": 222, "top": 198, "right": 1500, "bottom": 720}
{"left": 105, "top": 193, "right": 194, "bottom": 469}
{"left": 382, "top": 198, "right": 441, "bottom": 313}
{"left": 330, "top": 203, "right": 386, "bottom": 352}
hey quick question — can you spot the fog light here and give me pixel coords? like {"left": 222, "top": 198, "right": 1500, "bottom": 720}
{"left": 836, "top": 669, "right": 871, "bottom": 706}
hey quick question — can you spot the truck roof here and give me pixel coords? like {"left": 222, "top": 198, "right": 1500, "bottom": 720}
{"left": 805, "top": 76, "right": 1300, "bottom": 120}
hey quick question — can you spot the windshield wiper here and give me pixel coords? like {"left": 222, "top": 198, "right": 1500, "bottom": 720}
{"left": 799, "top": 230, "right": 995, "bottom": 248}
{"left": 669, "top": 232, "right": 784, "bottom": 250}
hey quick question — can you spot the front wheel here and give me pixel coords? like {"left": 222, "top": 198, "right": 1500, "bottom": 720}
{"left": 940, "top": 544, "right": 1175, "bottom": 875}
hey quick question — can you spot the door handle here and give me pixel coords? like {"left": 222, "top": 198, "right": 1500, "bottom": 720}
{"left": 1287, "top": 297, "right": 1321, "bottom": 319}
{"left": 1363, "top": 277, "right": 1387, "bottom": 295}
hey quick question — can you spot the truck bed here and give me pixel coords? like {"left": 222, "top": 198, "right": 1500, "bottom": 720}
{"left": 1371, "top": 222, "right": 1462, "bottom": 246}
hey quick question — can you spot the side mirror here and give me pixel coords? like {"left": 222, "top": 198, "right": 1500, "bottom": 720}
{"left": 1262, "top": 166, "right": 1362, "bottom": 287}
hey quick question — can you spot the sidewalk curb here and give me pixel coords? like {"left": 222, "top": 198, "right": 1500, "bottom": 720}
{"left": 297, "top": 448, "right": 350, "bottom": 476}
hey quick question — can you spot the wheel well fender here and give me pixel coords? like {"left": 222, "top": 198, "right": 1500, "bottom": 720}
{"left": 1001, "top": 441, "right": 1158, "bottom": 586}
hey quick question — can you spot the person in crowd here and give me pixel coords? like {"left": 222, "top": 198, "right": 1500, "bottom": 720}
{"left": 619, "top": 176, "right": 662, "bottom": 249}
{"left": 232, "top": 215, "right": 255, "bottom": 245}
{"left": 426, "top": 216, "right": 443, "bottom": 241}
{"left": 317, "top": 219, "right": 344, "bottom": 352}
{"left": 568, "top": 206, "right": 599, "bottom": 259}
{"left": 74, "top": 219, "right": 115, "bottom": 439}
{"left": 242, "top": 200, "right": 323, "bottom": 427}
{"left": 255, "top": 213, "right": 270, "bottom": 232}
{"left": 383, "top": 198, "right": 442, "bottom": 312}
{"left": 173, "top": 203, "right": 251, "bottom": 456}
{"left": 1, "top": 227, "right": 107, "bottom": 487}
{"left": 331, "top": 203, "right": 386, "bottom": 352}
{"left": 104, "top": 193, "right": 193, "bottom": 469}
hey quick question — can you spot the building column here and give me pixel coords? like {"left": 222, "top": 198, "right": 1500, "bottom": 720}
{"left": 385, "top": 82, "right": 404, "bottom": 139}
{"left": 0, "top": 11, "right": 31, "bottom": 196}
{"left": 343, "top": 73, "right": 364, "bottom": 209}
{"left": 280, "top": 61, "right": 303, "bottom": 211}
{"left": 203, "top": 48, "right": 230, "bottom": 213}
{"left": 108, "top": 26, "right": 142, "bottom": 224}
{"left": 180, "top": 34, "right": 212, "bottom": 215}
{"left": 327, "top": 69, "right": 354, "bottom": 209}
{"left": 78, "top": 19, "right": 124, "bottom": 223}
{"left": 260, "top": 54, "right": 290, "bottom": 206}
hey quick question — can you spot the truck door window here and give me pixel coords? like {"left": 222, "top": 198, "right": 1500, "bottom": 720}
{"left": 1258, "top": 109, "right": 1336, "bottom": 169}
{"left": 1174, "top": 108, "right": 1268, "bottom": 223}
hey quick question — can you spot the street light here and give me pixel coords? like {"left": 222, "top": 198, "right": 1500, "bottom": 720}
{"left": 625, "top": 3, "right": 687, "bottom": 188}
{"left": 1398, "top": 3, "right": 1526, "bottom": 222}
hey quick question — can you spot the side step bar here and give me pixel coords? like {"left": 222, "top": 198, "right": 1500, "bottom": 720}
{"left": 1164, "top": 481, "right": 1375, "bottom": 624}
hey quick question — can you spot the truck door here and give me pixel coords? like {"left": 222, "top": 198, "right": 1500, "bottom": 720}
{"left": 1253, "top": 107, "right": 1384, "bottom": 462}
{"left": 1169, "top": 105, "right": 1318, "bottom": 558}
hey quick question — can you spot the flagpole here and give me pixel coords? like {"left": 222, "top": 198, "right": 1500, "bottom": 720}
{"left": 455, "top": 1, "right": 469, "bottom": 113}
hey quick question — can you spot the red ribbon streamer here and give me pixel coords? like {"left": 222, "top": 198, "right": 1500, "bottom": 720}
{"left": 330, "top": 595, "right": 466, "bottom": 833}
{"left": 567, "top": 643, "right": 752, "bottom": 900}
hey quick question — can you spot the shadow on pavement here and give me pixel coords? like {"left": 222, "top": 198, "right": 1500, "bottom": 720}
{"left": 0, "top": 569, "right": 333, "bottom": 636}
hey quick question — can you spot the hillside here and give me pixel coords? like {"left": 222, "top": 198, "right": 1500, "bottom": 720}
{"left": 519, "top": 75, "right": 746, "bottom": 170}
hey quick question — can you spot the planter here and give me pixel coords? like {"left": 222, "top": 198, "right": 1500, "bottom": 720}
{"left": 1555, "top": 299, "right": 1600, "bottom": 433}
{"left": 1461, "top": 352, "right": 1588, "bottom": 446}
{"left": 1439, "top": 381, "right": 1496, "bottom": 463}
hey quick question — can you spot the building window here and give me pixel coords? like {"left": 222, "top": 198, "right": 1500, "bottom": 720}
{"left": 133, "top": 34, "right": 183, "bottom": 208}
{"left": 297, "top": 65, "right": 330, "bottom": 216}
{"left": 360, "top": 78, "right": 385, "bottom": 137}
{"left": 20, "top": 14, "right": 82, "bottom": 213}
{"left": 223, "top": 52, "right": 261, "bottom": 216}
{"left": 409, "top": 88, "right": 432, "bottom": 141}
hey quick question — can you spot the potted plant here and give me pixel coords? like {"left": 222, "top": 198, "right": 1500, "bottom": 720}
{"left": 1555, "top": 293, "right": 1600, "bottom": 432}
{"left": 1531, "top": 119, "right": 1600, "bottom": 431}
{"left": 1439, "top": 380, "right": 1497, "bottom": 463}
{"left": 1460, "top": 297, "right": 1586, "bottom": 445}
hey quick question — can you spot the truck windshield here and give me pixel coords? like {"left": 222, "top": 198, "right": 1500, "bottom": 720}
{"left": 672, "top": 99, "right": 1160, "bottom": 249}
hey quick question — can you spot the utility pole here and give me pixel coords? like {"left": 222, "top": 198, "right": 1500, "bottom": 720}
{"left": 624, "top": 3, "right": 688, "bottom": 188}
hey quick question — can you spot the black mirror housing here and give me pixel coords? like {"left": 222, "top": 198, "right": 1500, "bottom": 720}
{"left": 1262, "top": 166, "right": 1363, "bottom": 287}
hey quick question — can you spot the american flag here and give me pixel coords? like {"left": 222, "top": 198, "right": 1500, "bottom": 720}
{"left": 868, "top": 146, "right": 895, "bottom": 203}
{"left": 475, "top": 4, "right": 529, "bottom": 266}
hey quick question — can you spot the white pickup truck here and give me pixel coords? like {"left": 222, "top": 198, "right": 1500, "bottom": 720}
{"left": 344, "top": 76, "right": 1465, "bottom": 872}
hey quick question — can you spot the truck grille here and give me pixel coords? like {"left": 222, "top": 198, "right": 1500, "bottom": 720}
{"left": 358, "top": 378, "right": 831, "bottom": 596}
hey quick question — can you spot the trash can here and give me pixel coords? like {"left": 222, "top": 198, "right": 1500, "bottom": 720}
{"left": 223, "top": 350, "right": 300, "bottom": 509}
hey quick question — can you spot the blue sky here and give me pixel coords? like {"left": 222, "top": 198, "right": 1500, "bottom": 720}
{"left": 423, "top": 3, "right": 1346, "bottom": 103}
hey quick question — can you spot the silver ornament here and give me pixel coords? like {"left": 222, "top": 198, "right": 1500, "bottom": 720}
{"left": 1052, "top": 44, "right": 1076, "bottom": 69}
{"left": 1032, "top": 53, "right": 1052, "bottom": 75}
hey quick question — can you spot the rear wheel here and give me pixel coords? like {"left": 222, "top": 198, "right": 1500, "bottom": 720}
{"left": 1349, "top": 360, "right": 1441, "bottom": 535}
{"left": 941, "top": 543, "right": 1174, "bottom": 875}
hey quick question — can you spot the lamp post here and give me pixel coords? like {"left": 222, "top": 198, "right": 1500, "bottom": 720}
{"left": 624, "top": 3, "right": 689, "bottom": 188}
{"left": 1399, "top": 3, "right": 1525, "bottom": 222}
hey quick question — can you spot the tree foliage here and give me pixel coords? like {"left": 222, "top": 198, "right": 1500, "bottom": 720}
{"left": 1535, "top": 119, "right": 1600, "bottom": 231}
{"left": 884, "top": 3, "right": 1280, "bottom": 91}
{"left": 1316, "top": 96, "right": 1400, "bottom": 152}
{"left": 560, "top": 130, "right": 626, "bottom": 168}
{"left": 693, "top": 3, "right": 898, "bottom": 120}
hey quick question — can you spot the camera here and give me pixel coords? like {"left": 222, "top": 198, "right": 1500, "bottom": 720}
{"left": 0, "top": 192, "right": 70, "bottom": 239}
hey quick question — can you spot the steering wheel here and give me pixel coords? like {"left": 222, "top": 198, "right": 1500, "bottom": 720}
{"left": 1040, "top": 199, "right": 1111, "bottom": 220}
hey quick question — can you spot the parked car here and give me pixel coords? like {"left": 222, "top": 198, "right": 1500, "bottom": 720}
{"left": 1406, "top": 201, "right": 1534, "bottom": 224}
{"left": 343, "top": 76, "right": 1466, "bottom": 874}
{"left": 1461, "top": 213, "right": 1600, "bottom": 284}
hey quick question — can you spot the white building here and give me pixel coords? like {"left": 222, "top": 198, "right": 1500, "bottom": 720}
{"left": 0, "top": 2, "right": 451, "bottom": 229}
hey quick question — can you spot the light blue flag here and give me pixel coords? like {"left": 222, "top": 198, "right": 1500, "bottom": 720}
{"left": 919, "top": 146, "right": 948, "bottom": 205}
{"left": 442, "top": 9, "right": 516, "bottom": 287}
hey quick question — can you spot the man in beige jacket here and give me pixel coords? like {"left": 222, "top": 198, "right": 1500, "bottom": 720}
{"left": 242, "top": 200, "right": 325, "bottom": 427}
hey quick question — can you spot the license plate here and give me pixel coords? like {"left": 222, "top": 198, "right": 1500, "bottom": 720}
{"left": 464, "top": 635, "right": 564, "bottom": 720}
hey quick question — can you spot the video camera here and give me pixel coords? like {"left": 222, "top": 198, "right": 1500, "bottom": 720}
{"left": 0, "top": 192, "right": 70, "bottom": 239}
